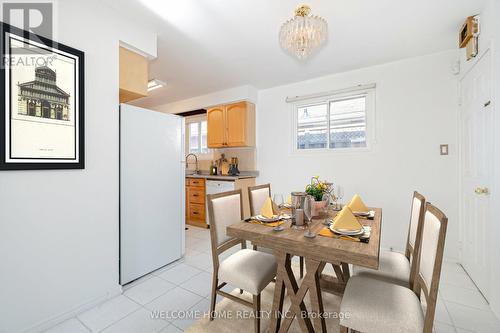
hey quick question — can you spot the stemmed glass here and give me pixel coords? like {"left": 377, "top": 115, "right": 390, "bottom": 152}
{"left": 336, "top": 185, "right": 344, "bottom": 209}
{"left": 303, "top": 195, "right": 317, "bottom": 238}
{"left": 321, "top": 193, "right": 331, "bottom": 225}
{"left": 273, "top": 194, "right": 285, "bottom": 231}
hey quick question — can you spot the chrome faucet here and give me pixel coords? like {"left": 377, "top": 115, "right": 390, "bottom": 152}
{"left": 185, "top": 153, "right": 199, "bottom": 174}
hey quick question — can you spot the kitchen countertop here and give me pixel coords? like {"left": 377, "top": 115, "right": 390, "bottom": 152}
{"left": 185, "top": 171, "right": 258, "bottom": 181}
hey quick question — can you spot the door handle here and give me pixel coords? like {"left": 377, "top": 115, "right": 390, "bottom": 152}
{"left": 474, "top": 187, "right": 489, "bottom": 195}
{"left": 484, "top": 101, "right": 491, "bottom": 108}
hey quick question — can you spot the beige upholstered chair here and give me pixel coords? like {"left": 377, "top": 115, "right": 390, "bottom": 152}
{"left": 353, "top": 191, "right": 426, "bottom": 288}
{"left": 248, "top": 184, "right": 305, "bottom": 279}
{"left": 339, "top": 202, "right": 448, "bottom": 333}
{"left": 207, "top": 189, "right": 277, "bottom": 333}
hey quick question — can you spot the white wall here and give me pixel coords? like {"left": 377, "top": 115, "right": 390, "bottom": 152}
{"left": 150, "top": 85, "right": 258, "bottom": 114}
{"left": 0, "top": 1, "right": 156, "bottom": 332}
{"left": 256, "top": 51, "right": 460, "bottom": 260}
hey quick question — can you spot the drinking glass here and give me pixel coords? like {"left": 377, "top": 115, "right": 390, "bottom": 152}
{"left": 303, "top": 195, "right": 317, "bottom": 238}
{"left": 273, "top": 194, "right": 285, "bottom": 231}
{"left": 321, "top": 193, "right": 331, "bottom": 225}
{"left": 336, "top": 186, "right": 344, "bottom": 209}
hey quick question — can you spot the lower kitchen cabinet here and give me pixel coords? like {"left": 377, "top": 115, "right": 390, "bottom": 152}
{"left": 185, "top": 176, "right": 256, "bottom": 229}
{"left": 186, "top": 177, "right": 207, "bottom": 228}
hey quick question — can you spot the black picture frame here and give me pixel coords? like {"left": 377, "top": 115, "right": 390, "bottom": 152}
{"left": 0, "top": 22, "right": 84, "bottom": 170}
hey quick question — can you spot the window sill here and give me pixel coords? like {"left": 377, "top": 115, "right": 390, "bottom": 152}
{"left": 290, "top": 146, "right": 372, "bottom": 156}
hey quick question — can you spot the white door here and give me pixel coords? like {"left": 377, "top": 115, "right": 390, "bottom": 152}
{"left": 459, "top": 51, "right": 493, "bottom": 299}
{"left": 120, "top": 104, "right": 184, "bottom": 285}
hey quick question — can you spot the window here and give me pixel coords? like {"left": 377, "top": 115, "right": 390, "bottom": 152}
{"left": 294, "top": 88, "right": 374, "bottom": 151}
{"left": 187, "top": 119, "right": 209, "bottom": 154}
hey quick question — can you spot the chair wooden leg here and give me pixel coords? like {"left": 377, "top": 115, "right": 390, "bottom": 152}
{"left": 299, "top": 256, "right": 304, "bottom": 279}
{"left": 210, "top": 272, "right": 218, "bottom": 321}
{"left": 253, "top": 244, "right": 258, "bottom": 250}
{"left": 339, "top": 324, "right": 349, "bottom": 333}
{"left": 253, "top": 294, "right": 261, "bottom": 333}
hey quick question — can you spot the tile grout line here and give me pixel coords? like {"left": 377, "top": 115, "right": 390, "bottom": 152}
{"left": 95, "top": 307, "right": 145, "bottom": 333}
{"left": 438, "top": 297, "right": 458, "bottom": 332}
{"left": 75, "top": 316, "right": 93, "bottom": 333}
{"left": 123, "top": 283, "right": 178, "bottom": 311}
{"left": 170, "top": 297, "right": 211, "bottom": 331}
{"left": 155, "top": 266, "right": 205, "bottom": 286}
{"left": 443, "top": 298, "right": 492, "bottom": 312}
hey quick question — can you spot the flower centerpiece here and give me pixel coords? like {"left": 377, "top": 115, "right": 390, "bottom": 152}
{"left": 305, "top": 176, "right": 335, "bottom": 216}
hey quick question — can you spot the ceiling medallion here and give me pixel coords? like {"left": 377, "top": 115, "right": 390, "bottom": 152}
{"left": 279, "top": 4, "right": 328, "bottom": 60}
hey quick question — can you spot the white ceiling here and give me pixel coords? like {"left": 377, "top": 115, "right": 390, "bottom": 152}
{"left": 104, "top": 0, "right": 486, "bottom": 108}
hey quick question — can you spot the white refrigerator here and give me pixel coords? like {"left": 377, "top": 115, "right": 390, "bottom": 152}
{"left": 119, "top": 104, "right": 184, "bottom": 285}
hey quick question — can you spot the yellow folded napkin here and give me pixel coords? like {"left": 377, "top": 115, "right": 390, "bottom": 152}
{"left": 319, "top": 228, "right": 360, "bottom": 242}
{"left": 332, "top": 206, "right": 363, "bottom": 231}
{"left": 260, "top": 197, "right": 275, "bottom": 218}
{"left": 348, "top": 194, "right": 370, "bottom": 213}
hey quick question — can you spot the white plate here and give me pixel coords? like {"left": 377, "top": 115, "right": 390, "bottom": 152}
{"left": 255, "top": 215, "right": 280, "bottom": 222}
{"left": 353, "top": 210, "right": 375, "bottom": 217}
{"left": 329, "top": 225, "right": 364, "bottom": 235}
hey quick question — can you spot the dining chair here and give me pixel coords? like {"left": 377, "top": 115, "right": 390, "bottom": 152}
{"left": 352, "top": 191, "right": 426, "bottom": 288}
{"left": 248, "top": 183, "right": 305, "bottom": 279}
{"left": 207, "top": 189, "right": 277, "bottom": 333}
{"left": 339, "top": 202, "right": 448, "bottom": 333}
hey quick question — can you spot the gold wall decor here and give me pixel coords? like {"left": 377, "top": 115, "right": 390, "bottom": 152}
{"left": 459, "top": 16, "right": 479, "bottom": 61}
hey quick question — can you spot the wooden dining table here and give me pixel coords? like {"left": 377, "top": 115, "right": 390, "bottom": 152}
{"left": 226, "top": 208, "right": 382, "bottom": 333}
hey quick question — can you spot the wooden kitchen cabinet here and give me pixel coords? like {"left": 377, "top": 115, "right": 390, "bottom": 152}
{"left": 207, "top": 101, "right": 255, "bottom": 148}
{"left": 186, "top": 177, "right": 207, "bottom": 228}
{"left": 207, "top": 106, "right": 226, "bottom": 147}
{"left": 119, "top": 46, "right": 149, "bottom": 103}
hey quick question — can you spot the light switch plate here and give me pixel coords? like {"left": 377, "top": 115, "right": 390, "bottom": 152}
{"left": 440, "top": 144, "right": 449, "bottom": 155}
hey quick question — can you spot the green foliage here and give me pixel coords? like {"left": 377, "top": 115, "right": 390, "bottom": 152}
{"left": 305, "top": 185, "right": 324, "bottom": 201}
{"left": 305, "top": 176, "right": 332, "bottom": 201}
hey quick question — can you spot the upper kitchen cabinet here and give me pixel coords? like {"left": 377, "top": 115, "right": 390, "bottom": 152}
{"left": 207, "top": 101, "right": 255, "bottom": 148}
{"left": 119, "top": 46, "right": 149, "bottom": 103}
{"left": 207, "top": 105, "right": 226, "bottom": 147}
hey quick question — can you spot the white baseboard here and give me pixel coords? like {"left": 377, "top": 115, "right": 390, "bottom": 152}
{"left": 22, "top": 286, "right": 122, "bottom": 333}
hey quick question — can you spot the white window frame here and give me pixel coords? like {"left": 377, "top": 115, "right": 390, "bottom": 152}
{"left": 185, "top": 115, "right": 212, "bottom": 159}
{"left": 290, "top": 86, "right": 376, "bottom": 155}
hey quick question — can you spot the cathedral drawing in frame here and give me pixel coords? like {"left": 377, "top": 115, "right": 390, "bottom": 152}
{"left": 1, "top": 22, "right": 85, "bottom": 170}
{"left": 17, "top": 66, "right": 71, "bottom": 121}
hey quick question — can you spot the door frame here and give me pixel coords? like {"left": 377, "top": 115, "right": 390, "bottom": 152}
{"left": 457, "top": 46, "right": 494, "bottom": 300}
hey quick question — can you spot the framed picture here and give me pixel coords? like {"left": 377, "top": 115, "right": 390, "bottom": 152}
{"left": 0, "top": 22, "right": 84, "bottom": 170}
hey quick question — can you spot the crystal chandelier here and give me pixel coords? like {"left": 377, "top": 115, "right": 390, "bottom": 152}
{"left": 279, "top": 5, "right": 328, "bottom": 60}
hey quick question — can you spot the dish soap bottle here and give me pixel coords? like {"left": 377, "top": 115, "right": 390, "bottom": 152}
{"left": 210, "top": 161, "right": 217, "bottom": 175}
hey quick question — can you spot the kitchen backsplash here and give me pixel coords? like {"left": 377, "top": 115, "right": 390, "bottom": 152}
{"left": 186, "top": 147, "right": 256, "bottom": 172}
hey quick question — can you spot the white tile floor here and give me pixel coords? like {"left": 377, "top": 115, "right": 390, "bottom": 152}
{"left": 45, "top": 226, "right": 500, "bottom": 333}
